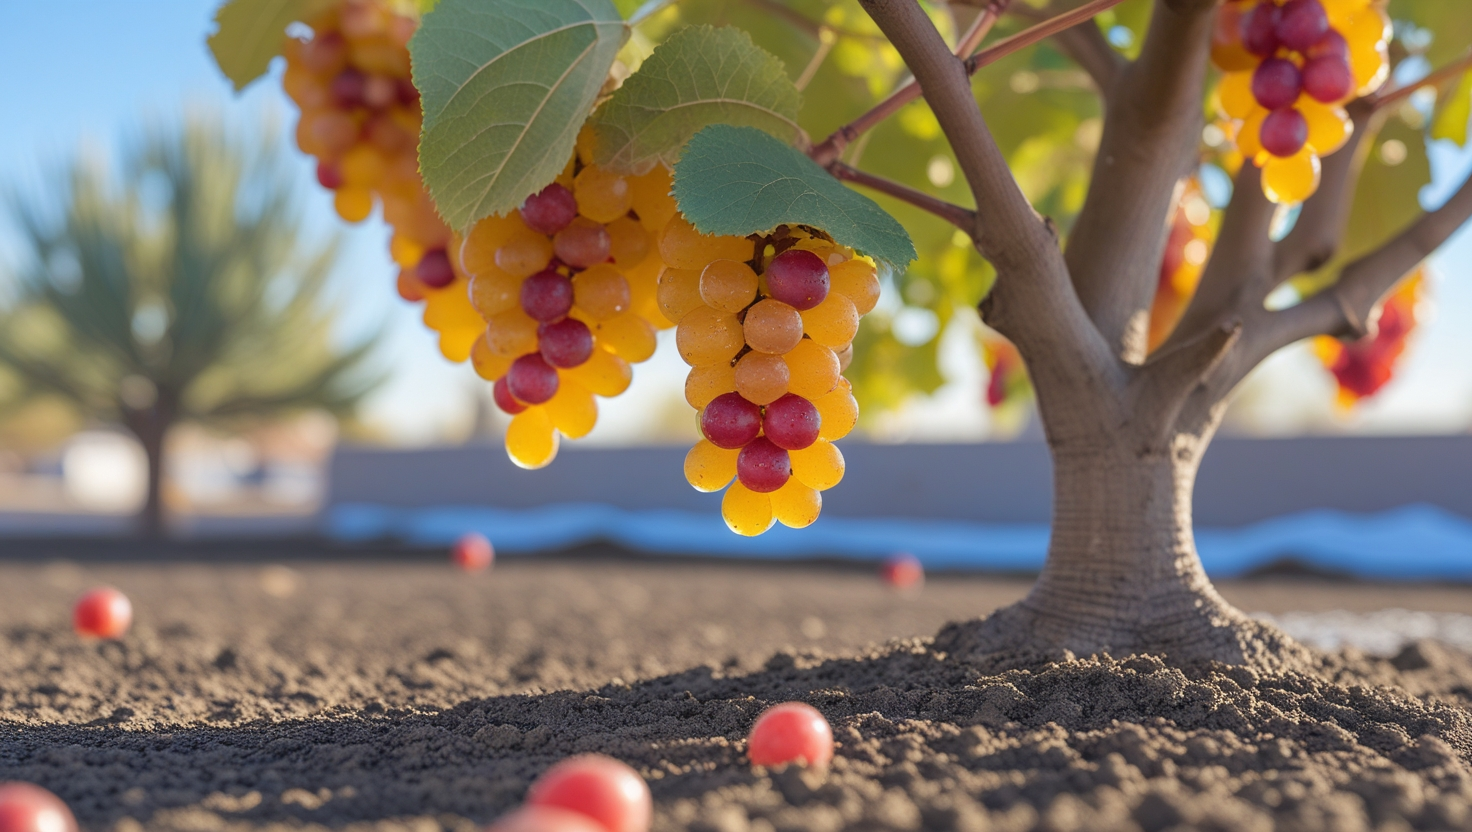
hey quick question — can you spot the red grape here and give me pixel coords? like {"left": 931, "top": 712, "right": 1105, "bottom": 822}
{"left": 700, "top": 393, "right": 762, "bottom": 449}
{"left": 416, "top": 249, "right": 455, "bottom": 289}
{"left": 452, "top": 533, "right": 494, "bottom": 572}
{"left": 316, "top": 161, "right": 343, "bottom": 189}
{"left": 762, "top": 394, "right": 820, "bottom": 451}
{"left": 1306, "top": 28, "right": 1348, "bottom": 59}
{"left": 330, "top": 69, "right": 367, "bottom": 108}
{"left": 487, "top": 806, "right": 607, "bottom": 832}
{"left": 507, "top": 354, "right": 559, "bottom": 404}
{"left": 0, "top": 783, "right": 78, "bottom": 832}
{"left": 493, "top": 376, "right": 527, "bottom": 414}
{"left": 737, "top": 437, "right": 791, "bottom": 493}
{"left": 553, "top": 218, "right": 612, "bottom": 268}
{"left": 1241, "top": 2, "right": 1281, "bottom": 57}
{"left": 539, "top": 318, "right": 594, "bottom": 368}
{"left": 521, "top": 269, "right": 574, "bottom": 322}
{"left": 1261, "top": 108, "right": 1309, "bottom": 157}
{"left": 765, "top": 250, "right": 829, "bottom": 311}
{"left": 522, "top": 184, "right": 579, "bottom": 236}
{"left": 73, "top": 587, "right": 131, "bottom": 640}
{"left": 1252, "top": 58, "right": 1302, "bottom": 111}
{"left": 747, "top": 702, "right": 833, "bottom": 768}
{"left": 526, "top": 755, "right": 652, "bottom": 832}
{"left": 880, "top": 553, "right": 924, "bottom": 589}
{"left": 1275, "top": 0, "right": 1328, "bottom": 52}
{"left": 1302, "top": 55, "right": 1354, "bottom": 102}
{"left": 301, "top": 32, "right": 348, "bottom": 75}
{"left": 395, "top": 78, "right": 420, "bottom": 105}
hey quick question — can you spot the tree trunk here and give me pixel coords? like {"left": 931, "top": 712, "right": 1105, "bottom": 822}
{"left": 136, "top": 421, "right": 167, "bottom": 539}
{"left": 936, "top": 426, "right": 1313, "bottom": 672}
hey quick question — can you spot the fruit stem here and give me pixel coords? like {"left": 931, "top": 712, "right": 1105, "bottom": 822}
{"left": 828, "top": 162, "right": 977, "bottom": 230}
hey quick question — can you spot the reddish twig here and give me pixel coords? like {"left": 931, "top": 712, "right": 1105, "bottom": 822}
{"left": 1369, "top": 51, "right": 1472, "bottom": 111}
{"left": 829, "top": 162, "right": 977, "bottom": 230}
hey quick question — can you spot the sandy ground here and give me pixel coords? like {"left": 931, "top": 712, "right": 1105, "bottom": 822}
{"left": 1, "top": 554, "right": 1471, "bottom": 831}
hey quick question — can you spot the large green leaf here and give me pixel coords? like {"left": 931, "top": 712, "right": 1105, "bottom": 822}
{"left": 672, "top": 124, "right": 915, "bottom": 268}
{"left": 590, "top": 25, "right": 805, "bottom": 174}
{"left": 207, "top": 0, "right": 335, "bottom": 91}
{"left": 412, "top": 0, "right": 628, "bottom": 229}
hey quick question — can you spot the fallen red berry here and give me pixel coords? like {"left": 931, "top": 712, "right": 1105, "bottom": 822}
{"left": 73, "top": 587, "right": 131, "bottom": 640}
{"left": 0, "top": 782, "right": 78, "bottom": 832}
{"left": 526, "top": 755, "right": 652, "bottom": 832}
{"left": 487, "top": 805, "right": 608, "bottom": 832}
{"left": 451, "top": 533, "right": 494, "bottom": 572}
{"left": 880, "top": 553, "right": 924, "bottom": 590}
{"left": 748, "top": 702, "right": 834, "bottom": 768}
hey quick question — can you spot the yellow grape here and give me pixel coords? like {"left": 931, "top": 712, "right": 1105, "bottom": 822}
{"left": 593, "top": 312, "right": 657, "bottom": 362}
{"left": 341, "top": 145, "right": 387, "bottom": 188}
{"left": 572, "top": 264, "right": 631, "bottom": 320}
{"left": 790, "top": 438, "right": 845, "bottom": 492}
{"left": 685, "top": 362, "right": 737, "bottom": 409}
{"left": 699, "top": 259, "right": 759, "bottom": 314}
{"left": 461, "top": 213, "right": 525, "bottom": 277}
{"left": 1324, "top": 0, "right": 1369, "bottom": 29}
{"left": 801, "top": 292, "right": 860, "bottom": 349}
{"left": 334, "top": 187, "right": 374, "bottom": 223}
{"left": 390, "top": 234, "right": 424, "bottom": 269}
{"left": 506, "top": 407, "right": 560, "bottom": 469}
{"left": 784, "top": 338, "right": 841, "bottom": 399}
{"left": 283, "top": 64, "right": 330, "bottom": 110}
{"left": 722, "top": 482, "right": 774, "bottom": 536}
{"left": 629, "top": 165, "right": 678, "bottom": 232}
{"left": 743, "top": 299, "right": 804, "bottom": 355}
{"left": 676, "top": 306, "right": 745, "bottom": 366}
{"left": 575, "top": 165, "right": 633, "bottom": 224}
{"left": 299, "top": 110, "right": 357, "bottom": 156}
{"left": 1350, "top": 37, "right": 1389, "bottom": 97}
{"left": 733, "top": 351, "right": 790, "bottom": 406}
{"left": 1238, "top": 108, "right": 1267, "bottom": 160}
{"left": 829, "top": 259, "right": 880, "bottom": 315}
{"left": 484, "top": 308, "right": 539, "bottom": 356}
{"left": 494, "top": 229, "right": 555, "bottom": 279}
{"left": 545, "top": 376, "right": 598, "bottom": 439}
{"left": 656, "top": 268, "right": 704, "bottom": 324}
{"left": 815, "top": 382, "right": 859, "bottom": 441}
{"left": 770, "top": 479, "right": 821, "bottom": 529}
{"left": 837, "top": 343, "right": 854, "bottom": 372}
{"left": 1218, "top": 71, "right": 1256, "bottom": 120}
{"left": 684, "top": 440, "right": 738, "bottom": 492}
{"left": 1262, "top": 148, "right": 1321, "bottom": 205}
{"left": 658, "top": 215, "right": 751, "bottom": 270}
{"left": 1300, "top": 98, "right": 1352, "bottom": 156}
{"left": 566, "top": 347, "right": 632, "bottom": 396}
{"left": 607, "top": 216, "right": 651, "bottom": 267}
{"left": 470, "top": 334, "right": 514, "bottom": 380}
{"left": 470, "top": 271, "right": 522, "bottom": 318}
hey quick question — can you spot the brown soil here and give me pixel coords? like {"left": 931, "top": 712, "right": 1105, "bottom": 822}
{"left": 2, "top": 555, "right": 1471, "bottom": 831}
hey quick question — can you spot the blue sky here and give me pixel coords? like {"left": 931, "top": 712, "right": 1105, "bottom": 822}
{"left": 0, "top": 1, "right": 1469, "bottom": 444}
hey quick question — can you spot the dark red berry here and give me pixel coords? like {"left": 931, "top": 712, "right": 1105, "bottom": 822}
{"left": 1252, "top": 58, "right": 1302, "bottom": 111}
{"left": 521, "top": 269, "right": 574, "bottom": 322}
{"left": 765, "top": 250, "right": 829, "bottom": 311}
{"left": 396, "top": 78, "right": 421, "bottom": 105}
{"left": 1241, "top": 2, "right": 1282, "bottom": 57}
{"left": 700, "top": 393, "right": 762, "bottom": 450}
{"left": 737, "top": 437, "right": 791, "bottom": 493}
{"left": 538, "top": 318, "right": 594, "bottom": 368}
{"left": 1302, "top": 54, "right": 1354, "bottom": 102}
{"left": 330, "top": 68, "right": 367, "bottom": 109}
{"left": 762, "top": 394, "right": 820, "bottom": 451}
{"left": 417, "top": 249, "right": 455, "bottom": 288}
{"left": 1306, "top": 28, "right": 1349, "bottom": 59}
{"left": 1275, "top": 0, "right": 1329, "bottom": 52}
{"left": 316, "top": 161, "right": 344, "bottom": 189}
{"left": 507, "top": 354, "right": 559, "bottom": 405}
{"left": 521, "top": 184, "right": 579, "bottom": 236}
{"left": 493, "top": 376, "right": 526, "bottom": 414}
{"left": 1261, "top": 108, "right": 1309, "bottom": 157}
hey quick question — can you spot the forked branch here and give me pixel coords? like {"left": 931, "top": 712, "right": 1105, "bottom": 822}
{"left": 1013, "top": 1, "right": 1124, "bottom": 93}
{"left": 830, "top": 163, "right": 977, "bottom": 229}
{"left": 1273, "top": 102, "right": 1376, "bottom": 284}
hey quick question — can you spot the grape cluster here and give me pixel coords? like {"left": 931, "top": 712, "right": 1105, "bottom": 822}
{"left": 458, "top": 151, "right": 678, "bottom": 468}
{"left": 1312, "top": 269, "right": 1423, "bottom": 405}
{"left": 1212, "top": 0, "right": 1390, "bottom": 203}
{"left": 981, "top": 334, "right": 1025, "bottom": 409}
{"left": 665, "top": 223, "right": 879, "bottom": 536}
{"left": 1148, "top": 179, "right": 1215, "bottom": 351}
{"left": 282, "top": 1, "right": 484, "bottom": 363}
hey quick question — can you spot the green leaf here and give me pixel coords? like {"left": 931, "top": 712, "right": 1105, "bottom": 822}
{"left": 590, "top": 25, "right": 805, "bottom": 174}
{"left": 207, "top": 0, "right": 335, "bottom": 91}
{"left": 412, "top": 0, "right": 628, "bottom": 229}
{"left": 1431, "top": 70, "right": 1472, "bottom": 147}
{"left": 672, "top": 124, "right": 916, "bottom": 268}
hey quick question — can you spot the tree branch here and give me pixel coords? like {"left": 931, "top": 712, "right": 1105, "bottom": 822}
{"left": 1368, "top": 51, "right": 1472, "bottom": 112}
{"left": 1272, "top": 101, "right": 1375, "bottom": 284}
{"left": 1062, "top": 0, "right": 1218, "bottom": 363}
{"left": 1014, "top": 1, "right": 1124, "bottom": 93}
{"left": 829, "top": 162, "right": 977, "bottom": 229}
{"left": 1132, "top": 318, "right": 1241, "bottom": 440}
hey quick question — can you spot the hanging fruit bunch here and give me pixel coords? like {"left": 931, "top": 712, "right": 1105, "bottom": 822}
{"left": 280, "top": 0, "right": 484, "bottom": 362}
{"left": 981, "top": 333, "right": 1028, "bottom": 409}
{"left": 1148, "top": 178, "right": 1216, "bottom": 351}
{"left": 1211, "top": 0, "right": 1390, "bottom": 203}
{"left": 1312, "top": 270, "right": 1425, "bottom": 407}
{"left": 668, "top": 222, "right": 878, "bottom": 535}
{"left": 456, "top": 148, "right": 678, "bottom": 468}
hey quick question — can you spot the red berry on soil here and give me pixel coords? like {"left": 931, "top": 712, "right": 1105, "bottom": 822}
{"left": 416, "top": 249, "right": 455, "bottom": 289}
{"left": 451, "top": 533, "right": 494, "bottom": 572}
{"left": 1261, "top": 108, "right": 1309, "bottom": 157}
{"left": 539, "top": 318, "right": 594, "bottom": 368}
{"left": 748, "top": 702, "right": 834, "bottom": 768}
{"left": 1241, "top": 2, "right": 1281, "bottom": 57}
{"left": 330, "top": 68, "right": 367, "bottom": 109}
{"left": 737, "top": 437, "right": 791, "bottom": 493}
{"left": 700, "top": 393, "right": 763, "bottom": 450}
{"left": 762, "top": 394, "right": 820, "bottom": 451}
{"left": 487, "top": 806, "right": 608, "bottom": 832}
{"left": 1275, "top": 0, "right": 1329, "bottom": 52}
{"left": 521, "top": 269, "right": 575, "bottom": 322}
{"left": 880, "top": 553, "right": 924, "bottom": 590}
{"left": 73, "top": 587, "right": 131, "bottom": 640}
{"left": 1252, "top": 58, "right": 1302, "bottom": 111}
{"left": 1302, "top": 55, "right": 1354, "bottom": 102}
{"left": 526, "top": 754, "right": 652, "bottom": 832}
{"left": 553, "top": 218, "right": 612, "bottom": 269}
{"left": 765, "top": 250, "right": 829, "bottom": 311}
{"left": 522, "top": 184, "right": 579, "bottom": 236}
{"left": 507, "top": 354, "right": 560, "bottom": 405}
{"left": 0, "top": 783, "right": 78, "bottom": 832}
{"left": 493, "top": 376, "right": 527, "bottom": 414}
{"left": 316, "top": 161, "right": 344, "bottom": 190}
